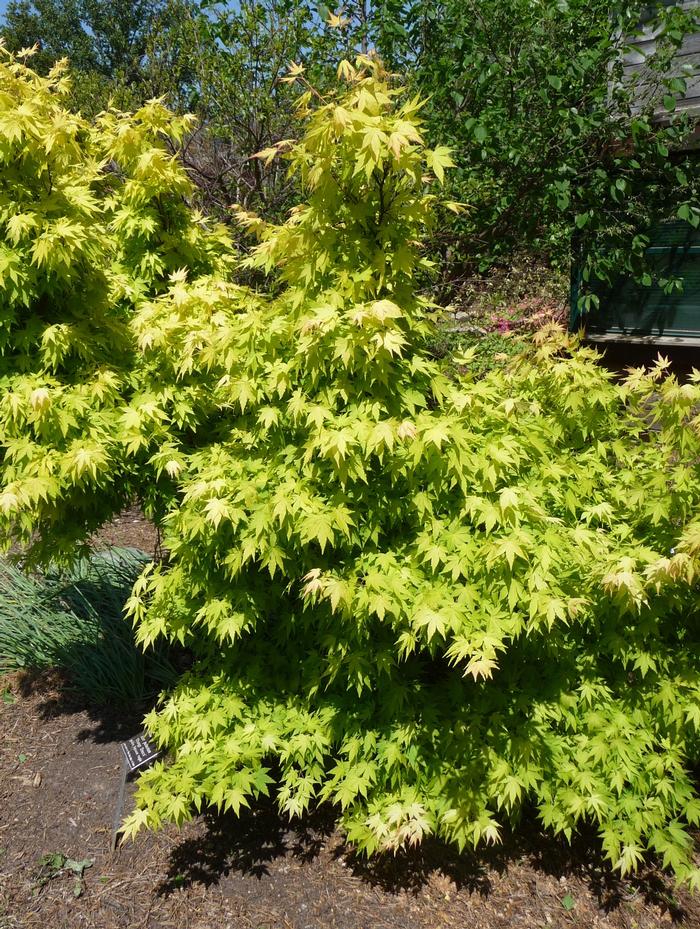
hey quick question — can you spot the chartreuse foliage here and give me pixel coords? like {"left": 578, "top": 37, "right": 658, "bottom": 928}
{"left": 2, "top": 51, "right": 700, "bottom": 886}
{"left": 0, "top": 45, "right": 231, "bottom": 560}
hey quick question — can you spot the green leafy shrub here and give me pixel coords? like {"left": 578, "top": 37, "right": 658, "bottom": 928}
{"left": 385, "top": 0, "right": 700, "bottom": 298}
{"left": 1, "top": 51, "right": 700, "bottom": 888}
{"left": 0, "top": 547, "right": 176, "bottom": 703}
{"left": 4, "top": 1, "right": 697, "bottom": 304}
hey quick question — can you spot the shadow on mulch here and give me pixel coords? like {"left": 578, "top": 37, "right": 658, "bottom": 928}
{"left": 6, "top": 669, "right": 692, "bottom": 925}
{"left": 14, "top": 668, "right": 145, "bottom": 743}
{"left": 156, "top": 795, "right": 688, "bottom": 922}
{"left": 350, "top": 827, "right": 686, "bottom": 920}
{"left": 159, "top": 801, "right": 336, "bottom": 893}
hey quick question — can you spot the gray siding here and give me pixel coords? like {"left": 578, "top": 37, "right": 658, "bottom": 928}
{"left": 623, "top": 0, "right": 700, "bottom": 119}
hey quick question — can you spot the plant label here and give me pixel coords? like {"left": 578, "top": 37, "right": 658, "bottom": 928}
{"left": 120, "top": 733, "right": 161, "bottom": 774}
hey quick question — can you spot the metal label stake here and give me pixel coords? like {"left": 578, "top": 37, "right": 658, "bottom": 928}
{"left": 111, "top": 733, "right": 163, "bottom": 852}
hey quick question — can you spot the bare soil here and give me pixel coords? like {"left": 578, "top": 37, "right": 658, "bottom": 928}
{"left": 1, "top": 671, "right": 699, "bottom": 929}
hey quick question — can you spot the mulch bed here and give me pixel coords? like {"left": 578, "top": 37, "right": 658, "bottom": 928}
{"left": 90, "top": 505, "right": 161, "bottom": 558}
{"left": 1, "top": 672, "right": 699, "bottom": 929}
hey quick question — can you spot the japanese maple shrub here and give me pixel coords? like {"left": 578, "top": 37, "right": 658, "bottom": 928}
{"left": 2, "top": 51, "right": 700, "bottom": 887}
{"left": 0, "top": 46, "right": 231, "bottom": 561}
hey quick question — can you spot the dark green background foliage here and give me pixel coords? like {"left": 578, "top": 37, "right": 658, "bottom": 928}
{"left": 3, "top": 0, "right": 697, "bottom": 301}
{"left": 400, "top": 0, "right": 699, "bottom": 299}
{"left": 1, "top": 0, "right": 188, "bottom": 112}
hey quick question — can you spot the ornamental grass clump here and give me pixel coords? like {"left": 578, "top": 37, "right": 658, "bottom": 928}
{"left": 0, "top": 548, "right": 175, "bottom": 703}
{"left": 1, "top": 50, "right": 700, "bottom": 887}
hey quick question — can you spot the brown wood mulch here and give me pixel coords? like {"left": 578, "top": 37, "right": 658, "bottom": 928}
{"left": 1, "top": 670, "right": 699, "bottom": 929}
{"left": 89, "top": 505, "right": 161, "bottom": 558}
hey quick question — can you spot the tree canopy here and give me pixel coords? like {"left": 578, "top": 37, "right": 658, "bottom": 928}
{"left": 2, "top": 0, "right": 696, "bottom": 296}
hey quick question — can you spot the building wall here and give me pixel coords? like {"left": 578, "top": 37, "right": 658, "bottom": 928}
{"left": 623, "top": 0, "right": 700, "bottom": 121}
